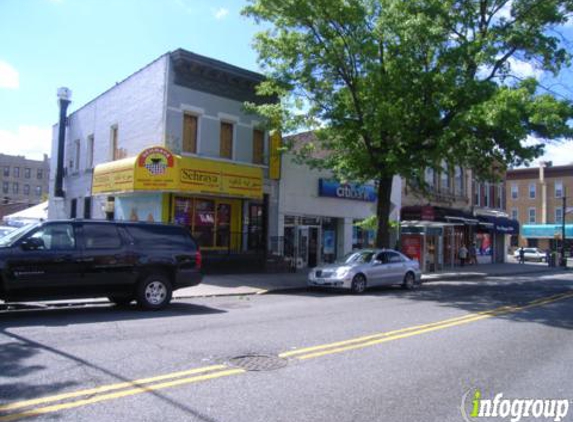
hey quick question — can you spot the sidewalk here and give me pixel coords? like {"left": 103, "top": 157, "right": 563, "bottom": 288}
{"left": 174, "top": 261, "right": 570, "bottom": 299}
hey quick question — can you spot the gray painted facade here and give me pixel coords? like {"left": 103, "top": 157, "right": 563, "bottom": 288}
{"left": 49, "top": 49, "right": 279, "bottom": 244}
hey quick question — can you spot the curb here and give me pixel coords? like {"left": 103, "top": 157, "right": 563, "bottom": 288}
{"left": 174, "top": 268, "right": 569, "bottom": 299}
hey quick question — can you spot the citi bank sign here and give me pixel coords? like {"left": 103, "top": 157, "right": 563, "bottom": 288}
{"left": 318, "top": 179, "right": 377, "bottom": 202}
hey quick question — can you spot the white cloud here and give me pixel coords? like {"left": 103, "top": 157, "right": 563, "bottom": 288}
{"left": 213, "top": 7, "right": 229, "bottom": 20}
{"left": 507, "top": 57, "right": 543, "bottom": 80}
{"left": 524, "top": 135, "right": 573, "bottom": 166}
{"left": 0, "top": 60, "right": 19, "bottom": 89}
{"left": 497, "top": 0, "right": 513, "bottom": 20}
{"left": 0, "top": 126, "right": 52, "bottom": 160}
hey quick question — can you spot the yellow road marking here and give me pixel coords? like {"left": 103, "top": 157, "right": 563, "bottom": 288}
{"left": 292, "top": 292, "right": 573, "bottom": 360}
{"left": 0, "top": 364, "right": 227, "bottom": 412}
{"left": 2, "top": 290, "right": 572, "bottom": 421}
{"left": 0, "top": 369, "right": 245, "bottom": 422}
{"left": 279, "top": 304, "right": 516, "bottom": 358}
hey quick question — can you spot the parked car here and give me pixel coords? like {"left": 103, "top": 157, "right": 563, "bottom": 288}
{"left": 513, "top": 247, "right": 546, "bottom": 262}
{"left": 308, "top": 249, "right": 422, "bottom": 293}
{"left": 0, "top": 220, "right": 202, "bottom": 310}
{"left": 0, "top": 225, "right": 15, "bottom": 238}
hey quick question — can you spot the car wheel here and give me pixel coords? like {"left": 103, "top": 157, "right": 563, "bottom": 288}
{"left": 108, "top": 296, "right": 133, "bottom": 306}
{"left": 402, "top": 272, "right": 416, "bottom": 290}
{"left": 351, "top": 274, "right": 367, "bottom": 294}
{"left": 136, "top": 274, "right": 172, "bottom": 310}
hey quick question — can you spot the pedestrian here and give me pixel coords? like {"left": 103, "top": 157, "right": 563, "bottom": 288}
{"left": 459, "top": 244, "right": 468, "bottom": 267}
{"left": 469, "top": 243, "right": 478, "bottom": 265}
{"left": 518, "top": 247, "right": 525, "bottom": 264}
{"left": 545, "top": 249, "right": 551, "bottom": 267}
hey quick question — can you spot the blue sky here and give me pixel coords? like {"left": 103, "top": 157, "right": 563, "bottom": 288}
{"left": 0, "top": 0, "right": 572, "bottom": 165}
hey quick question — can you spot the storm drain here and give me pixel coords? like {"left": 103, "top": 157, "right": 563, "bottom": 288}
{"left": 226, "top": 354, "right": 288, "bottom": 372}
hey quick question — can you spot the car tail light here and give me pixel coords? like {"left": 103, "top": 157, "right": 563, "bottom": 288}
{"left": 195, "top": 250, "right": 202, "bottom": 269}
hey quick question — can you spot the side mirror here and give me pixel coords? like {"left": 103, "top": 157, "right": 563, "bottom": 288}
{"left": 21, "top": 237, "right": 44, "bottom": 251}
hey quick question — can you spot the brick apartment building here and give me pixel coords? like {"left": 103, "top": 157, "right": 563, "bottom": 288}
{"left": 506, "top": 162, "right": 573, "bottom": 251}
{"left": 0, "top": 154, "right": 50, "bottom": 219}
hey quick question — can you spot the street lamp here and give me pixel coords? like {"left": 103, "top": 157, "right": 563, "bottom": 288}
{"left": 55, "top": 87, "right": 72, "bottom": 198}
{"left": 561, "top": 187, "right": 573, "bottom": 268}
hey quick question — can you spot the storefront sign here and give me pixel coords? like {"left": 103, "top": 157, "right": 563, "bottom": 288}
{"left": 522, "top": 224, "right": 573, "bottom": 239}
{"left": 93, "top": 146, "right": 263, "bottom": 199}
{"left": 318, "top": 179, "right": 376, "bottom": 202}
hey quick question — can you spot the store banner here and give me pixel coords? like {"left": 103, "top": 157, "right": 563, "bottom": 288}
{"left": 93, "top": 146, "right": 263, "bottom": 199}
{"left": 318, "top": 179, "right": 377, "bottom": 202}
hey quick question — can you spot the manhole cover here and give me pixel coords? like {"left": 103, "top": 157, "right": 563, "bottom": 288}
{"left": 227, "top": 354, "right": 288, "bottom": 371}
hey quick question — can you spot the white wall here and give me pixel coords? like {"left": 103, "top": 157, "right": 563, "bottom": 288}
{"left": 49, "top": 55, "right": 169, "bottom": 219}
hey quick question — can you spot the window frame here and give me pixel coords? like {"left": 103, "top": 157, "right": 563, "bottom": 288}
{"left": 555, "top": 180, "right": 563, "bottom": 198}
{"left": 219, "top": 121, "right": 234, "bottom": 160}
{"left": 182, "top": 113, "right": 199, "bottom": 154}
{"left": 529, "top": 183, "right": 536, "bottom": 199}
{"left": 528, "top": 207, "right": 536, "bottom": 224}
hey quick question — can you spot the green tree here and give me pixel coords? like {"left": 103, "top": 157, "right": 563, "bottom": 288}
{"left": 243, "top": 0, "right": 573, "bottom": 247}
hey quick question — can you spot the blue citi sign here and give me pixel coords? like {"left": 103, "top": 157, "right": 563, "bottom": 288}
{"left": 318, "top": 179, "right": 377, "bottom": 202}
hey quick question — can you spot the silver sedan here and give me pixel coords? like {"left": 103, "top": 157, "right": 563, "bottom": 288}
{"left": 308, "top": 249, "right": 422, "bottom": 294}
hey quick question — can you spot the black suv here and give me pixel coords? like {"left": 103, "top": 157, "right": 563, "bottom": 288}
{"left": 0, "top": 220, "right": 202, "bottom": 310}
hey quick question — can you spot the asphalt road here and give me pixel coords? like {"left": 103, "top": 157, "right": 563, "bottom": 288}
{"left": 1, "top": 272, "right": 573, "bottom": 422}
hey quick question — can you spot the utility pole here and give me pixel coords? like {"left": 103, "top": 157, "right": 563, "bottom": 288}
{"left": 562, "top": 187, "right": 567, "bottom": 267}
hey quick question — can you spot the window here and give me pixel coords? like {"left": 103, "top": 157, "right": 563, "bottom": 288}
{"left": 529, "top": 183, "right": 536, "bottom": 199}
{"left": 23, "top": 184, "right": 30, "bottom": 195}
{"left": 29, "top": 223, "right": 76, "bottom": 250}
{"left": 193, "top": 199, "right": 215, "bottom": 247}
{"left": 110, "top": 125, "right": 119, "bottom": 160}
{"left": 425, "top": 168, "right": 434, "bottom": 188}
{"left": 2, "top": 181, "right": 8, "bottom": 194}
{"left": 253, "top": 129, "right": 264, "bottom": 165}
{"left": 86, "top": 135, "right": 94, "bottom": 169}
{"left": 70, "top": 198, "right": 77, "bottom": 218}
{"left": 35, "top": 186, "right": 42, "bottom": 196}
{"left": 37, "top": 169, "right": 43, "bottom": 179}
{"left": 183, "top": 114, "right": 198, "bottom": 154}
{"left": 440, "top": 164, "right": 450, "bottom": 192}
{"left": 3, "top": 166, "right": 9, "bottom": 177}
{"left": 484, "top": 183, "right": 490, "bottom": 207}
{"left": 24, "top": 168, "right": 31, "bottom": 179}
{"left": 220, "top": 122, "right": 233, "bottom": 159}
{"left": 386, "top": 251, "right": 404, "bottom": 263}
{"left": 83, "top": 224, "right": 122, "bottom": 249}
{"left": 511, "top": 208, "right": 518, "bottom": 220}
{"left": 555, "top": 181, "right": 563, "bottom": 198}
{"left": 555, "top": 208, "right": 563, "bottom": 224}
{"left": 474, "top": 182, "right": 481, "bottom": 206}
{"left": 13, "top": 167, "right": 19, "bottom": 178}
{"left": 511, "top": 183, "right": 518, "bottom": 199}
{"left": 528, "top": 208, "right": 536, "bottom": 223}
{"left": 84, "top": 197, "right": 92, "bottom": 219}
{"left": 73, "top": 139, "right": 80, "bottom": 172}
{"left": 12, "top": 182, "right": 18, "bottom": 194}
{"left": 454, "top": 167, "right": 464, "bottom": 195}
{"left": 497, "top": 185, "right": 503, "bottom": 209}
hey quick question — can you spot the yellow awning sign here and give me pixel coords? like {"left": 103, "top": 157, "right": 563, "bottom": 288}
{"left": 93, "top": 146, "right": 263, "bottom": 199}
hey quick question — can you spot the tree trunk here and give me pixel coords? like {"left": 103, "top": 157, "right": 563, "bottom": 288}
{"left": 375, "top": 175, "right": 394, "bottom": 248}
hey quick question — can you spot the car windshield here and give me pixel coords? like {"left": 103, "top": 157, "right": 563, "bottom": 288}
{"left": 0, "top": 223, "right": 40, "bottom": 247}
{"left": 338, "top": 251, "right": 375, "bottom": 265}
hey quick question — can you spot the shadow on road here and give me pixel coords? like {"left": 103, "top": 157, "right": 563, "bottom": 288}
{"left": 272, "top": 274, "right": 573, "bottom": 330}
{"left": 0, "top": 301, "right": 226, "bottom": 329}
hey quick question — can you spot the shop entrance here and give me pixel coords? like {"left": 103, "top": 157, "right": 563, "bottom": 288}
{"left": 296, "top": 226, "right": 320, "bottom": 269}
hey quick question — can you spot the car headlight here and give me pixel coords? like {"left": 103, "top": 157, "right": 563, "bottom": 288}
{"left": 335, "top": 267, "right": 351, "bottom": 278}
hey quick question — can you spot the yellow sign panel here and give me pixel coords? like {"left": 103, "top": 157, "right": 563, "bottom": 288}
{"left": 92, "top": 158, "right": 136, "bottom": 194}
{"left": 92, "top": 146, "right": 263, "bottom": 199}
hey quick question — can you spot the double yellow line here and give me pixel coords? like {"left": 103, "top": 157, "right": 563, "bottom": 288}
{"left": 279, "top": 291, "right": 573, "bottom": 360}
{"left": 2, "top": 290, "right": 572, "bottom": 421}
{"left": 0, "top": 365, "right": 244, "bottom": 422}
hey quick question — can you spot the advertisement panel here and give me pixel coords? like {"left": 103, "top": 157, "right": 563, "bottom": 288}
{"left": 401, "top": 234, "right": 422, "bottom": 262}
